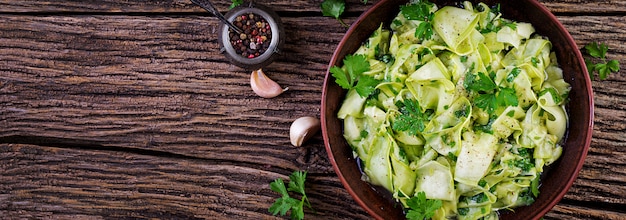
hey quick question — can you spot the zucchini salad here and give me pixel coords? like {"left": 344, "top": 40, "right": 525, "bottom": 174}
{"left": 330, "top": 1, "right": 570, "bottom": 219}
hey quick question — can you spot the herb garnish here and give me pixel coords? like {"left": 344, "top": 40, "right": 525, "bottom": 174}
{"left": 400, "top": 0, "right": 435, "bottom": 41}
{"left": 392, "top": 98, "right": 429, "bottom": 136}
{"left": 405, "top": 191, "right": 443, "bottom": 220}
{"left": 229, "top": 0, "right": 242, "bottom": 9}
{"left": 464, "top": 70, "right": 518, "bottom": 115}
{"left": 330, "top": 54, "right": 381, "bottom": 97}
{"left": 268, "top": 171, "right": 312, "bottom": 220}
{"left": 320, "top": 0, "right": 369, "bottom": 27}
{"left": 583, "top": 42, "right": 620, "bottom": 80}
{"left": 321, "top": 0, "right": 347, "bottom": 27}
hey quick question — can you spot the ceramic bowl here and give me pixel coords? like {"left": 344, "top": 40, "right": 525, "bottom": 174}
{"left": 321, "top": 0, "right": 593, "bottom": 219}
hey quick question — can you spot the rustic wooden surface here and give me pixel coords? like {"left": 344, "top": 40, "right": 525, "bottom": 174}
{"left": 0, "top": 0, "right": 624, "bottom": 219}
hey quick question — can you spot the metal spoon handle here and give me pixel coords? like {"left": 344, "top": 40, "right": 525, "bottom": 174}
{"left": 190, "top": 0, "right": 244, "bottom": 34}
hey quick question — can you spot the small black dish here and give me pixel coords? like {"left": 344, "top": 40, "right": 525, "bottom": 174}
{"left": 218, "top": 3, "right": 284, "bottom": 70}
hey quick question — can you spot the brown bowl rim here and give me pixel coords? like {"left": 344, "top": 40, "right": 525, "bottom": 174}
{"left": 321, "top": 0, "right": 594, "bottom": 219}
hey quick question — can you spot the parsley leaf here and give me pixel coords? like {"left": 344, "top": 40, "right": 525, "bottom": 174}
{"left": 287, "top": 171, "right": 306, "bottom": 194}
{"left": 401, "top": 1, "right": 433, "bottom": 21}
{"left": 475, "top": 93, "right": 498, "bottom": 115}
{"left": 345, "top": 55, "right": 370, "bottom": 81}
{"left": 229, "top": 0, "right": 242, "bottom": 9}
{"left": 464, "top": 71, "right": 497, "bottom": 93}
{"left": 497, "top": 87, "right": 519, "bottom": 107}
{"left": 268, "top": 171, "right": 312, "bottom": 220}
{"left": 506, "top": 67, "right": 521, "bottom": 83}
{"left": 400, "top": 1, "right": 435, "bottom": 41}
{"left": 584, "top": 42, "right": 608, "bottom": 59}
{"left": 331, "top": 54, "right": 380, "bottom": 97}
{"left": 269, "top": 179, "right": 299, "bottom": 216}
{"left": 583, "top": 42, "right": 621, "bottom": 80}
{"left": 538, "top": 87, "right": 563, "bottom": 104}
{"left": 531, "top": 57, "right": 540, "bottom": 67}
{"left": 405, "top": 191, "right": 442, "bottom": 220}
{"left": 355, "top": 75, "right": 380, "bottom": 97}
{"left": 415, "top": 22, "right": 434, "bottom": 42}
{"left": 330, "top": 66, "right": 351, "bottom": 89}
{"left": 321, "top": 0, "right": 348, "bottom": 27}
{"left": 465, "top": 71, "right": 518, "bottom": 115}
{"left": 392, "top": 99, "right": 428, "bottom": 136}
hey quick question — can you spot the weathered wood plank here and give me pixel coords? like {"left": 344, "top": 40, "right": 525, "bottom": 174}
{"left": 0, "top": 15, "right": 352, "bottom": 173}
{"left": 0, "top": 0, "right": 624, "bottom": 14}
{"left": 1, "top": 15, "right": 624, "bottom": 157}
{"left": 0, "top": 11, "right": 625, "bottom": 220}
{"left": 0, "top": 0, "right": 375, "bottom": 13}
{"left": 0, "top": 144, "right": 370, "bottom": 219}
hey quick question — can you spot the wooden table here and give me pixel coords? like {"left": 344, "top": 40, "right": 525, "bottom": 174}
{"left": 0, "top": 0, "right": 624, "bottom": 219}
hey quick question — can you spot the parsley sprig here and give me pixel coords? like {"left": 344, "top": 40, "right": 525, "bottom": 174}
{"left": 330, "top": 54, "right": 381, "bottom": 97}
{"left": 228, "top": 0, "right": 242, "bottom": 9}
{"left": 320, "top": 0, "right": 368, "bottom": 27}
{"left": 405, "top": 191, "right": 443, "bottom": 220}
{"left": 400, "top": 0, "right": 436, "bottom": 41}
{"left": 268, "top": 171, "right": 312, "bottom": 220}
{"left": 464, "top": 70, "right": 518, "bottom": 115}
{"left": 321, "top": 0, "right": 347, "bottom": 27}
{"left": 583, "top": 42, "right": 620, "bottom": 80}
{"left": 392, "top": 98, "right": 429, "bottom": 136}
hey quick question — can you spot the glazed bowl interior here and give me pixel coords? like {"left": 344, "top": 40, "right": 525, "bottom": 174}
{"left": 321, "top": 0, "right": 593, "bottom": 219}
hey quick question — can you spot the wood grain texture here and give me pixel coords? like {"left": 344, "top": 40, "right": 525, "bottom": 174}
{"left": 0, "top": 0, "right": 625, "bottom": 14}
{"left": 0, "top": 144, "right": 369, "bottom": 219}
{"left": 0, "top": 0, "right": 625, "bottom": 219}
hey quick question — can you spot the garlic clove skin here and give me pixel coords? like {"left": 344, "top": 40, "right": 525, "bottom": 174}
{"left": 250, "top": 69, "right": 287, "bottom": 98}
{"left": 290, "top": 116, "right": 321, "bottom": 147}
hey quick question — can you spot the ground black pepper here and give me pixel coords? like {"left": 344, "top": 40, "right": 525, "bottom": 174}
{"left": 229, "top": 13, "right": 272, "bottom": 59}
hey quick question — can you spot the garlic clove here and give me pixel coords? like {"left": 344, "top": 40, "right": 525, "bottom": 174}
{"left": 290, "top": 116, "right": 321, "bottom": 147}
{"left": 250, "top": 69, "right": 287, "bottom": 98}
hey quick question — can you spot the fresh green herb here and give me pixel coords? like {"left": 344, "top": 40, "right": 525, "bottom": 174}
{"left": 458, "top": 207, "right": 469, "bottom": 216}
{"left": 378, "top": 54, "right": 395, "bottom": 64}
{"left": 475, "top": 93, "right": 498, "bottom": 114}
{"left": 321, "top": 0, "right": 348, "bottom": 27}
{"left": 506, "top": 67, "right": 521, "bottom": 83}
{"left": 474, "top": 118, "right": 494, "bottom": 134}
{"left": 359, "top": 130, "right": 369, "bottom": 139}
{"left": 491, "top": 3, "right": 501, "bottom": 14}
{"left": 454, "top": 105, "right": 469, "bottom": 118}
{"left": 460, "top": 55, "right": 468, "bottom": 62}
{"left": 400, "top": 0, "right": 435, "bottom": 41}
{"left": 583, "top": 42, "right": 620, "bottom": 80}
{"left": 464, "top": 72, "right": 497, "bottom": 92}
{"left": 478, "top": 179, "right": 488, "bottom": 187}
{"left": 502, "top": 21, "right": 517, "bottom": 30}
{"left": 517, "top": 188, "right": 536, "bottom": 206}
{"left": 393, "top": 98, "right": 429, "bottom": 136}
{"left": 268, "top": 171, "right": 312, "bottom": 220}
{"left": 229, "top": 0, "right": 243, "bottom": 9}
{"left": 469, "top": 193, "right": 489, "bottom": 203}
{"left": 538, "top": 87, "right": 563, "bottom": 104}
{"left": 447, "top": 152, "right": 458, "bottom": 161}
{"left": 354, "top": 74, "right": 380, "bottom": 97}
{"left": 530, "top": 174, "right": 541, "bottom": 197}
{"left": 331, "top": 54, "right": 380, "bottom": 97}
{"left": 531, "top": 57, "right": 540, "bottom": 67}
{"left": 506, "top": 110, "right": 515, "bottom": 117}
{"left": 465, "top": 71, "right": 518, "bottom": 115}
{"left": 405, "top": 191, "right": 443, "bottom": 220}
{"left": 507, "top": 157, "right": 534, "bottom": 172}
{"left": 497, "top": 87, "right": 519, "bottom": 107}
